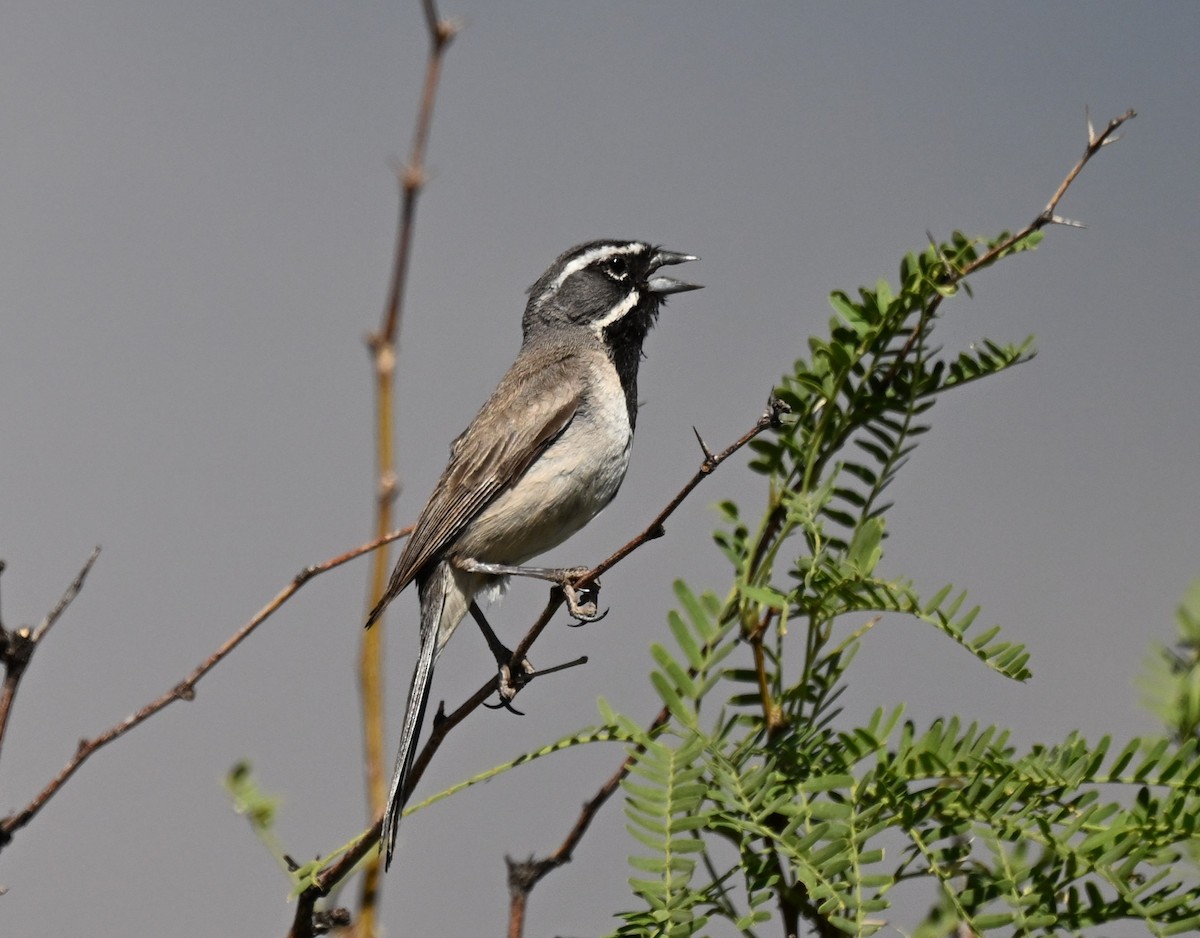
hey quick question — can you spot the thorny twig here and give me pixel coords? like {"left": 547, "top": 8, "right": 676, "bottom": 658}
{"left": 504, "top": 702, "right": 672, "bottom": 936}
{"left": 502, "top": 108, "right": 1137, "bottom": 938}
{"left": 887, "top": 109, "right": 1136, "bottom": 382}
{"left": 288, "top": 401, "right": 788, "bottom": 924}
{"left": 750, "top": 109, "right": 1135, "bottom": 586}
{"left": 0, "top": 548, "right": 101, "bottom": 771}
{"left": 0, "top": 528, "right": 411, "bottom": 852}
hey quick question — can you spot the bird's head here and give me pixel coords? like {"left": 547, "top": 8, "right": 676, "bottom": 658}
{"left": 523, "top": 239, "right": 701, "bottom": 343}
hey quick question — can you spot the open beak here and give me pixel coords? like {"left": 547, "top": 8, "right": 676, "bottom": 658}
{"left": 647, "top": 249, "right": 702, "bottom": 296}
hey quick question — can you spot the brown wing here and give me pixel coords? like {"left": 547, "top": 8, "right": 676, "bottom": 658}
{"left": 369, "top": 346, "right": 583, "bottom": 620}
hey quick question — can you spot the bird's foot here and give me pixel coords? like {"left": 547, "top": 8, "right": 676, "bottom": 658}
{"left": 491, "top": 654, "right": 537, "bottom": 712}
{"left": 468, "top": 600, "right": 536, "bottom": 712}
{"left": 559, "top": 576, "right": 607, "bottom": 624}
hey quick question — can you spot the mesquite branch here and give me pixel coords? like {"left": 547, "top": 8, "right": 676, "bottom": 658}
{"left": 0, "top": 528, "right": 410, "bottom": 851}
{"left": 500, "top": 108, "right": 1137, "bottom": 938}
{"left": 287, "top": 400, "right": 787, "bottom": 929}
{"left": 0, "top": 549, "right": 100, "bottom": 776}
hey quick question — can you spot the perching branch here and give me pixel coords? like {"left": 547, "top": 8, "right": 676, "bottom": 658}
{"left": 505, "top": 394, "right": 790, "bottom": 673}
{"left": 288, "top": 401, "right": 786, "bottom": 929}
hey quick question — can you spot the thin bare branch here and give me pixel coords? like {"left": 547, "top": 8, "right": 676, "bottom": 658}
{"left": 1039, "top": 108, "right": 1135, "bottom": 225}
{"left": 0, "top": 548, "right": 101, "bottom": 769}
{"left": 32, "top": 546, "right": 101, "bottom": 644}
{"left": 354, "top": 3, "right": 459, "bottom": 935}
{"left": 819, "top": 110, "right": 1135, "bottom": 560}
{"left": 593, "top": 397, "right": 788, "bottom": 582}
{"left": 505, "top": 702, "right": 672, "bottom": 936}
{"left": 504, "top": 396, "right": 787, "bottom": 679}
{"left": 377, "top": 3, "right": 458, "bottom": 346}
{"left": 980, "top": 108, "right": 1135, "bottom": 274}
{"left": 902, "top": 110, "right": 1135, "bottom": 369}
{"left": 0, "top": 526, "right": 411, "bottom": 854}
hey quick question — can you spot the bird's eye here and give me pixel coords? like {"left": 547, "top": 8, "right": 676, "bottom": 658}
{"left": 599, "top": 257, "right": 630, "bottom": 282}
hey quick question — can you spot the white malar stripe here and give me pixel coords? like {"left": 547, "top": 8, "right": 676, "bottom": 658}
{"left": 590, "top": 289, "right": 640, "bottom": 335}
{"left": 550, "top": 242, "right": 645, "bottom": 293}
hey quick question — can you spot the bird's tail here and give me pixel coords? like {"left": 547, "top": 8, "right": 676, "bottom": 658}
{"left": 380, "top": 568, "right": 451, "bottom": 869}
{"left": 380, "top": 636, "right": 435, "bottom": 868}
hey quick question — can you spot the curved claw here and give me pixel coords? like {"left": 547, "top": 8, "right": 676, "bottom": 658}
{"left": 566, "top": 605, "right": 609, "bottom": 627}
{"left": 484, "top": 696, "right": 526, "bottom": 716}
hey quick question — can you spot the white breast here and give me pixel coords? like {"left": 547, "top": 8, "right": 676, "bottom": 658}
{"left": 458, "top": 362, "right": 633, "bottom": 566}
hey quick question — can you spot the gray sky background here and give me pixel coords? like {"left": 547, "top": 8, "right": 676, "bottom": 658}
{"left": 3, "top": 3, "right": 1198, "bottom": 936}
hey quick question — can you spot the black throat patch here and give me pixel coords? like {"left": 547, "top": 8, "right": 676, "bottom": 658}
{"left": 601, "top": 301, "right": 659, "bottom": 432}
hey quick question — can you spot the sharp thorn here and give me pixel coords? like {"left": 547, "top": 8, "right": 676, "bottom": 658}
{"left": 533, "top": 655, "right": 589, "bottom": 677}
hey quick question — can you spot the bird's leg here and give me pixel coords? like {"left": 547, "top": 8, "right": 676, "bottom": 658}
{"left": 468, "top": 601, "right": 534, "bottom": 710}
{"left": 454, "top": 557, "right": 603, "bottom": 621}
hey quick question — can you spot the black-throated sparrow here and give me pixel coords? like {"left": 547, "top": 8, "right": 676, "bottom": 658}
{"left": 365, "top": 239, "right": 701, "bottom": 867}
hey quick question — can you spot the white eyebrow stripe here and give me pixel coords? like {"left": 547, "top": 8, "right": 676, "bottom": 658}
{"left": 551, "top": 243, "right": 644, "bottom": 292}
{"left": 590, "top": 289, "right": 640, "bottom": 335}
